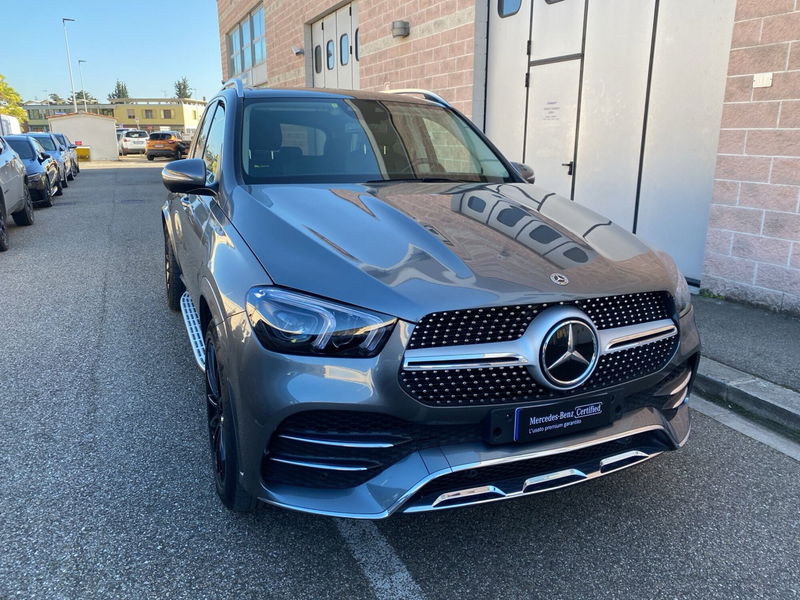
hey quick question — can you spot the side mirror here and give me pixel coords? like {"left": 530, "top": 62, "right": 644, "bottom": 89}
{"left": 162, "top": 158, "right": 215, "bottom": 195}
{"left": 69, "top": 144, "right": 77, "bottom": 149}
{"left": 510, "top": 162, "right": 535, "bottom": 183}
{"left": 40, "top": 152, "right": 51, "bottom": 161}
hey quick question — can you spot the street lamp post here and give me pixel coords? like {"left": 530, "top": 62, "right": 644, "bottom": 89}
{"left": 77, "top": 60, "right": 88, "bottom": 112}
{"left": 62, "top": 18, "right": 78, "bottom": 113}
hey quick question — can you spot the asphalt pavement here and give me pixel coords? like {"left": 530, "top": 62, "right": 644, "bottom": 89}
{"left": 1, "top": 159, "right": 798, "bottom": 599}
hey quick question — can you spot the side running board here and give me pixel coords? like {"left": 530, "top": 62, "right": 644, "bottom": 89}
{"left": 180, "top": 292, "right": 206, "bottom": 371}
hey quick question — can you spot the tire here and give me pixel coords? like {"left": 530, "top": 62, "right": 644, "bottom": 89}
{"left": 39, "top": 178, "right": 54, "bottom": 207}
{"left": 147, "top": 154, "right": 155, "bottom": 161}
{"left": 67, "top": 166, "right": 74, "bottom": 181}
{"left": 205, "top": 325, "right": 257, "bottom": 512}
{"left": 12, "top": 186, "right": 34, "bottom": 226}
{"left": 174, "top": 149, "right": 181, "bottom": 160}
{"left": 121, "top": 148, "right": 127, "bottom": 156}
{"left": 54, "top": 178, "right": 64, "bottom": 197}
{"left": 60, "top": 168, "right": 69, "bottom": 189}
{"left": 75, "top": 160, "right": 80, "bottom": 173}
{"left": 164, "top": 230, "right": 185, "bottom": 311}
{"left": 0, "top": 198, "right": 8, "bottom": 252}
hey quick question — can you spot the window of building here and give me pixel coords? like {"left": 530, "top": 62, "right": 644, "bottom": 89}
{"left": 227, "top": 5, "right": 267, "bottom": 78}
{"left": 498, "top": 0, "right": 522, "bottom": 17}
{"left": 144, "top": 109, "right": 153, "bottom": 119}
{"left": 340, "top": 34, "right": 349, "bottom": 65}
{"left": 192, "top": 110, "right": 197, "bottom": 120}
{"left": 326, "top": 40, "right": 335, "bottom": 70}
{"left": 163, "top": 109, "right": 173, "bottom": 119}
{"left": 127, "top": 109, "right": 135, "bottom": 119}
{"left": 314, "top": 45, "right": 322, "bottom": 73}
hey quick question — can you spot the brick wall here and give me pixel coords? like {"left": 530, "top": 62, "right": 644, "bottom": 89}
{"left": 216, "top": 0, "right": 477, "bottom": 116}
{"left": 706, "top": 0, "right": 800, "bottom": 313}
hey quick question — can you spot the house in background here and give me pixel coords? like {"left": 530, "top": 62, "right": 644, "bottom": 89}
{"left": 216, "top": 0, "right": 800, "bottom": 314}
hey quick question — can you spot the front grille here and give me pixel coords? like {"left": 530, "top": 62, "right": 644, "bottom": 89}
{"left": 401, "top": 335, "right": 679, "bottom": 406}
{"left": 407, "top": 291, "right": 673, "bottom": 349}
{"left": 410, "top": 431, "right": 671, "bottom": 502}
{"left": 262, "top": 411, "right": 482, "bottom": 489}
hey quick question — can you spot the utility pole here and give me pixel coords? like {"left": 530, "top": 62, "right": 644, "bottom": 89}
{"left": 77, "top": 60, "right": 88, "bottom": 112}
{"left": 62, "top": 18, "right": 78, "bottom": 113}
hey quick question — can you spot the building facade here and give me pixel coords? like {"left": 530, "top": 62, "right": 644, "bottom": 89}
{"left": 216, "top": 0, "right": 800, "bottom": 314}
{"left": 24, "top": 98, "right": 206, "bottom": 136}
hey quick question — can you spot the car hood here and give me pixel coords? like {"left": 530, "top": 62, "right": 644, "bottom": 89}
{"left": 231, "top": 182, "right": 676, "bottom": 322}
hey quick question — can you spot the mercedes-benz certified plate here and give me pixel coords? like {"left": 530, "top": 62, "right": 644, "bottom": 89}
{"left": 514, "top": 396, "right": 612, "bottom": 443}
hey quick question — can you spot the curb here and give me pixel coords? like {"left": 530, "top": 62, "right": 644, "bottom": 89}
{"left": 694, "top": 357, "right": 800, "bottom": 435}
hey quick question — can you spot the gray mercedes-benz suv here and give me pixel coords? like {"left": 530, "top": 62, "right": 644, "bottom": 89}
{"left": 161, "top": 81, "right": 699, "bottom": 517}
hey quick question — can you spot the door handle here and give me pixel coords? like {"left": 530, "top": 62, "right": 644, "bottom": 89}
{"left": 561, "top": 161, "right": 574, "bottom": 176}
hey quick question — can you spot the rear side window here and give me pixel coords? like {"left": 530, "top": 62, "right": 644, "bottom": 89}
{"left": 7, "top": 138, "right": 34, "bottom": 159}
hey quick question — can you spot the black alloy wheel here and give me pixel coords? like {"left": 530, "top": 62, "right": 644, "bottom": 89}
{"left": 164, "top": 232, "right": 185, "bottom": 311}
{"left": 39, "top": 178, "right": 54, "bottom": 207}
{"left": 0, "top": 199, "right": 8, "bottom": 252}
{"left": 12, "top": 186, "right": 34, "bottom": 226}
{"left": 204, "top": 326, "right": 257, "bottom": 512}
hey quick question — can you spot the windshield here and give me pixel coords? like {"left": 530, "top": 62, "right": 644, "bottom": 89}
{"left": 32, "top": 135, "right": 57, "bottom": 151}
{"left": 241, "top": 98, "right": 514, "bottom": 184}
{"left": 54, "top": 134, "right": 67, "bottom": 145}
{"left": 126, "top": 131, "right": 148, "bottom": 138}
{"left": 150, "top": 133, "right": 171, "bottom": 140}
{"left": 6, "top": 138, "right": 34, "bottom": 159}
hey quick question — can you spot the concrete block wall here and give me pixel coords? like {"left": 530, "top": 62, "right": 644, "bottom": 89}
{"left": 706, "top": 0, "right": 800, "bottom": 313}
{"left": 216, "top": 0, "right": 477, "bottom": 117}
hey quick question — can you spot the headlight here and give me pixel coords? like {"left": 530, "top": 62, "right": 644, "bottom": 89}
{"left": 674, "top": 274, "right": 691, "bottom": 316}
{"left": 245, "top": 287, "right": 397, "bottom": 357}
{"left": 657, "top": 252, "right": 691, "bottom": 315}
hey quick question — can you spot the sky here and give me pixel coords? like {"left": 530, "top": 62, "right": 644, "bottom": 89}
{"left": 2, "top": 0, "right": 223, "bottom": 103}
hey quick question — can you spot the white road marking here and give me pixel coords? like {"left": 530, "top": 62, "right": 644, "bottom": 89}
{"left": 335, "top": 518, "right": 425, "bottom": 600}
{"left": 691, "top": 395, "right": 800, "bottom": 461}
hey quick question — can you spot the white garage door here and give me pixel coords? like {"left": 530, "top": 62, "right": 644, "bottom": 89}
{"left": 311, "top": 4, "right": 360, "bottom": 89}
{"left": 484, "top": 0, "right": 736, "bottom": 282}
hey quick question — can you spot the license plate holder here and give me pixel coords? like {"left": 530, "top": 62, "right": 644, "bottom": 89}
{"left": 486, "top": 393, "right": 619, "bottom": 445}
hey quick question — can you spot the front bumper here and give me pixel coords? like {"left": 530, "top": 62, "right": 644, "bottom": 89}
{"left": 26, "top": 172, "right": 46, "bottom": 191}
{"left": 223, "top": 306, "right": 700, "bottom": 518}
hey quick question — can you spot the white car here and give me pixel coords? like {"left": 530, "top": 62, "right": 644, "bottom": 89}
{"left": 119, "top": 130, "right": 149, "bottom": 155}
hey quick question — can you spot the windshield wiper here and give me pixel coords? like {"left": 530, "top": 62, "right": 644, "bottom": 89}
{"left": 365, "top": 177, "right": 464, "bottom": 183}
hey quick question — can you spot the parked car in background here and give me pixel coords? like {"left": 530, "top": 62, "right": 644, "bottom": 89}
{"left": 26, "top": 133, "right": 69, "bottom": 191}
{"left": 52, "top": 133, "right": 80, "bottom": 178}
{"left": 119, "top": 130, "right": 149, "bottom": 155}
{"left": 161, "top": 84, "right": 699, "bottom": 516}
{"left": 0, "top": 136, "right": 35, "bottom": 251}
{"left": 4, "top": 135, "right": 61, "bottom": 206}
{"left": 146, "top": 131, "right": 187, "bottom": 161}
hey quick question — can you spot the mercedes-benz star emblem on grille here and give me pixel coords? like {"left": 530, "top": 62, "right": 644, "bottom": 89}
{"left": 540, "top": 319, "right": 598, "bottom": 389}
{"left": 550, "top": 273, "right": 569, "bottom": 286}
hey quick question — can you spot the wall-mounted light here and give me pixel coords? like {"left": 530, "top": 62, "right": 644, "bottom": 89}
{"left": 291, "top": 46, "right": 305, "bottom": 56}
{"left": 391, "top": 20, "right": 410, "bottom": 38}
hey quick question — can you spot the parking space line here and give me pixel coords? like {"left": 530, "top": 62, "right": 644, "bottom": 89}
{"left": 335, "top": 519, "right": 425, "bottom": 600}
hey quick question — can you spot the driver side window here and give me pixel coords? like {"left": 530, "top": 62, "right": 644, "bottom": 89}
{"left": 202, "top": 104, "right": 226, "bottom": 186}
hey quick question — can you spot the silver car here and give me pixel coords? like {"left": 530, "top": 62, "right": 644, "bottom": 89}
{"left": 0, "top": 136, "right": 35, "bottom": 250}
{"left": 161, "top": 83, "right": 699, "bottom": 517}
{"left": 52, "top": 133, "right": 79, "bottom": 179}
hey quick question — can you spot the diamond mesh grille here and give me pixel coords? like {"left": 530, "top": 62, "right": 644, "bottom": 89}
{"left": 407, "top": 291, "right": 672, "bottom": 350}
{"left": 400, "top": 335, "right": 679, "bottom": 407}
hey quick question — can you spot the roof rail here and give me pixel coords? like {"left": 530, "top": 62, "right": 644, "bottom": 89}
{"left": 384, "top": 89, "right": 451, "bottom": 108}
{"left": 222, "top": 78, "right": 245, "bottom": 97}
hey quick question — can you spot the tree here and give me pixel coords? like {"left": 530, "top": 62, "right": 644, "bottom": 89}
{"left": 108, "top": 80, "right": 129, "bottom": 100}
{"left": 48, "top": 93, "right": 65, "bottom": 103}
{"left": 174, "top": 77, "right": 192, "bottom": 98}
{"left": 68, "top": 90, "right": 97, "bottom": 104}
{"left": 0, "top": 75, "right": 26, "bottom": 122}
